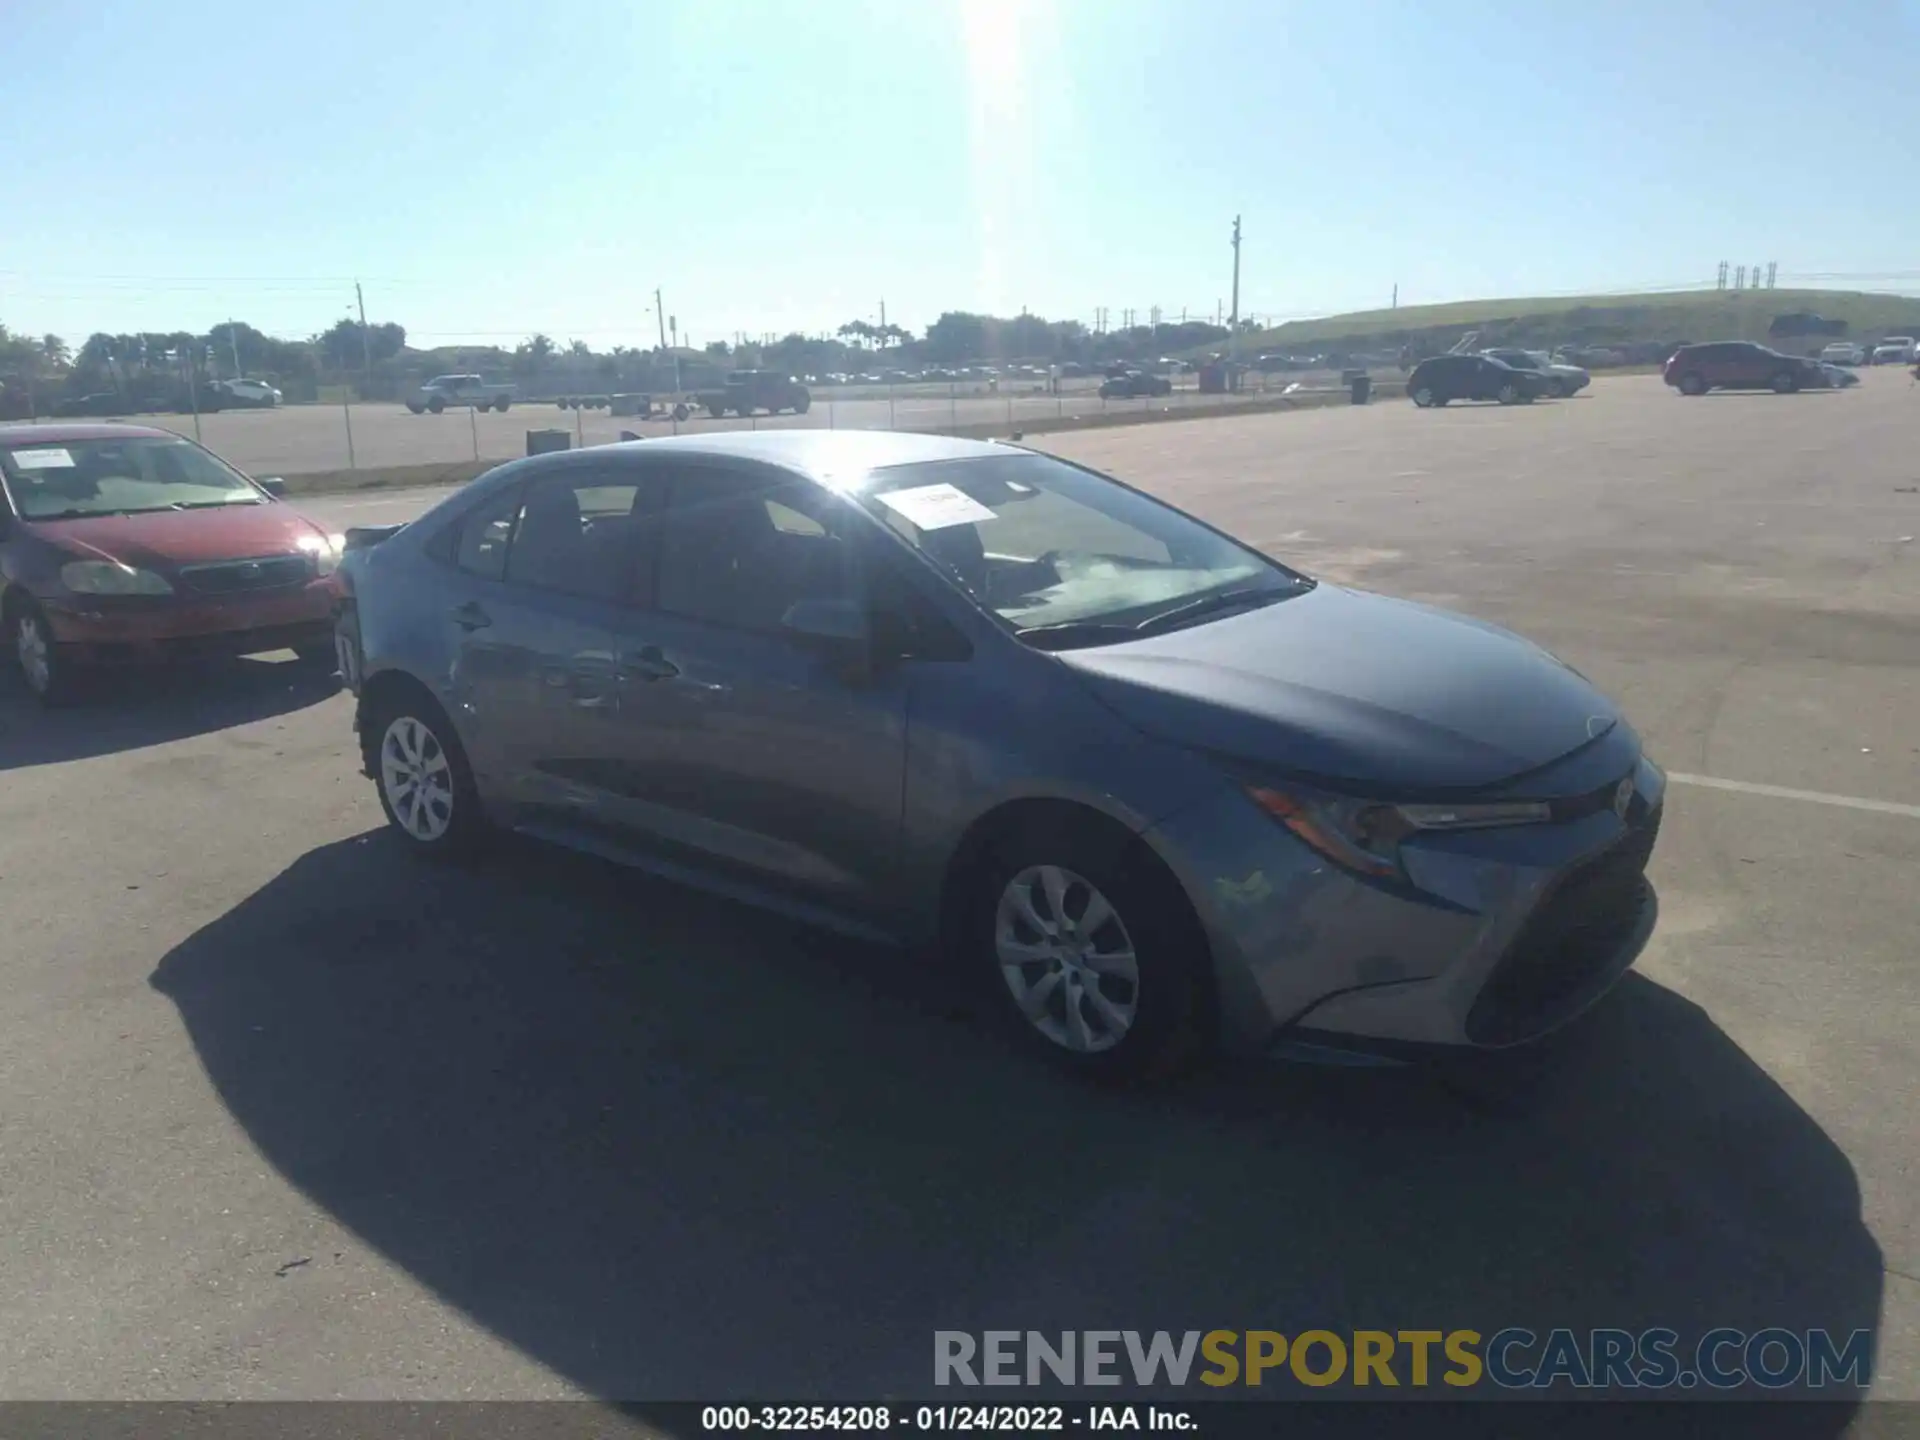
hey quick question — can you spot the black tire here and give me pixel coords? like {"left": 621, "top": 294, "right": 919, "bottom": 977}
{"left": 10, "top": 601, "right": 82, "bottom": 707}
{"left": 558, "top": 400, "right": 571, "bottom": 410}
{"left": 965, "top": 818, "right": 1211, "bottom": 1082}
{"left": 1410, "top": 385, "right": 1436, "bottom": 408}
{"left": 707, "top": 402, "right": 725, "bottom": 418}
{"left": 1771, "top": 370, "right": 1799, "bottom": 394}
{"left": 1496, "top": 382, "right": 1520, "bottom": 405}
{"left": 427, "top": 396, "right": 446, "bottom": 414}
{"left": 793, "top": 393, "right": 812, "bottom": 414}
{"left": 495, "top": 397, "right": 511, "bottom": 412}
{"left": 1554, "top": 379, "right": 1574, "bottom": 398}
{"left": 406, "top": 400, "right": 426, "bottom": 415}
{"left": 673, "top": 403, "right": 690, "bottom": 422}
{"left": 361, "top": 685, "right": 488, "bottom": 860}
{"left": 1678, "top": 373, "right": 1706, "bottom": 396}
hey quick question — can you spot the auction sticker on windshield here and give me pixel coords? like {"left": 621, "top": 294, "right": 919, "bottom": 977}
{"left": 876, "top": 482, "right": 997, "bottom": 531}
{"left": 6, "top": 448, "right": 76, "bottom": 469}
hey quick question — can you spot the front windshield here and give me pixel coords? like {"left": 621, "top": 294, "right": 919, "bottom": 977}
{"left": 856, "top": 452, "right": 1307, "bottom": 645}
{"left": 0, "top": 436, "right": 262, "bottom": 520}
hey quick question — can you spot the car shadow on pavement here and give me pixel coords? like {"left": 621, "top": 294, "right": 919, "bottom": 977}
{"left": 150, "top": 832, "right": 1882, "bottom": 1416}
{"left": 0, "top": 654, "right": 338, "bottom": 771}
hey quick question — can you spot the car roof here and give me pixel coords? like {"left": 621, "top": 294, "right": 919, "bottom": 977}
{"left": 0, "top": 421, "right": 184, "bottom": 445}
{"left": 595, "top": 428, "right": 1011, "bottom": 484}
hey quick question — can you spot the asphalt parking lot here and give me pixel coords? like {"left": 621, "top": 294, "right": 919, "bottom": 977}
{"left": 2, "top": 370, "right": 1915, "bottom": 1407}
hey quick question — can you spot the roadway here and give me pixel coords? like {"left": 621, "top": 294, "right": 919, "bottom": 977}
{"left": 2, "top": 370, "right": 1915, "bottom": 1404}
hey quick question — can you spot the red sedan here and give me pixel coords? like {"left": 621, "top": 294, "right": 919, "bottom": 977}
{"left": 0, "top": 423, "right": 343, "bottom": 705}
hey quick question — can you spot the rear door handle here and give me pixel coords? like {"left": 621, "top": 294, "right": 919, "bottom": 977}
{"left": 622, "top": 645, "right": 680, "bottom": 681}
{"left": 451, "top": 601, "right": 492, "bottom": 631}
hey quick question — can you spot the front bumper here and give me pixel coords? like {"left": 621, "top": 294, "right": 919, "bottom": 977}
{"left": 42, "top": 580, "right": 336, "bottom": 662}
{"left": 1143, "top": 741, "right": 1667, "bottom": 1058}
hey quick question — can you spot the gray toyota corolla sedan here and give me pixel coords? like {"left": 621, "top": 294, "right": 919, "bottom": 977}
{"left": 333, "top": 430, "right": 1663, "bottom": 1078}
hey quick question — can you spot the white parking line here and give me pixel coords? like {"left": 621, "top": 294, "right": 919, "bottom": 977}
{"left": 1668, "top": 772, "right": 1920, "bottom": 820}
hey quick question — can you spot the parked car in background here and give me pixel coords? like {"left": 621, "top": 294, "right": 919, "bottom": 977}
{"left": 331, "top": 429, "right": 1664, "bottom": 1079}
{"left": 0, "top": 423, "right": 343, "bottom": 704}
{"left": 1663, "top": 342, "right": 1823, "bottom": 395}
{"left": 211, "top": 377, "right": 282, "bottom": 409}
{"left": 1481, "top": 348, "right": 1591, "bottom": 397}
{"left": 1408, "top": 354, "right": 1550, "bottom": 407}
{"left": 1869, "top": 336, "right": 1917, "bottom": 364}
{"left": 1099, "top": 370, "right": 1173, "bottom": 399}
{"left": 1819, "top": 342, "right": 1867, "bottom": 366}
{"left": 408, "top": 375, "right": 514, "bottom": 414}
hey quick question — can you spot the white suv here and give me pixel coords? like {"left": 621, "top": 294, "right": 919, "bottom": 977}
{"left": 1870, "top": 337, "right": 1917, "bottom": 364}
{"left": 215, "top": 377, "right": 283, "bottom": 407}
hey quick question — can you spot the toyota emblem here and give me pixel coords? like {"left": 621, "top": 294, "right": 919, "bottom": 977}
{"left": 1613, "top": 777, "right": 1635, "bottom": 819}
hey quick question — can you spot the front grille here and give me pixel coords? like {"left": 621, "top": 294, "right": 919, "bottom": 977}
{"left": 1466, "top": 809, "right": 1662, "bottom": 1046}
{"left": 177, "top": 554, "right": 313, "bottom": 595}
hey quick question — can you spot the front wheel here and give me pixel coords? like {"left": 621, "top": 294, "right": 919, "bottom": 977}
{"left": 494, "top": 397, "right": 511, "bottom": 412}
{"left": 12, "top": 603, "right": 80, "bottom": 706}
{"left": 427, "top": 397, "right": 446, "bottom": 413}
{"left": 1411, "top": 385, "right": 1436, "bottom": 408}
{"left": 365, "top": 691, "right": 488, "bottom": 859}
{"left": 707, "top": 402, "right": 725, "bottom": 417}
{"left": 970, "top": 826, "right": 1211, "bottom": 1082}
{"left": 1678, "top": 374, "right": 1707, "bottom": 396}
{"left": 793, "top": 394, "right": 812, "bottom": 414}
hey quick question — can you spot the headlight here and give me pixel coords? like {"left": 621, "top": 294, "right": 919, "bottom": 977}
{"left": 1247, "top": 783, "right": 1552, "bottom": 880}
{"left": 297, "top": 532, "right": 346, "bottom": 576}
{"left": 60, "top": 560, "right": 173, "bottom": 595}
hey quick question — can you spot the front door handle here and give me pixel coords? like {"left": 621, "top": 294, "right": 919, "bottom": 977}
{"left": 451, "top": 601, "right": 492, "bottom": 631}
{"left": 622, "top": 645, "right": 680, "bottom": 682}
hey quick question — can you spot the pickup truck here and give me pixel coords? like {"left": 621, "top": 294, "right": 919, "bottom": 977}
{"left": 406, "top": 375, "right": 514, "bottom": 414}
{"left": 699, "top": 370, "right": 811, "bottom": 417}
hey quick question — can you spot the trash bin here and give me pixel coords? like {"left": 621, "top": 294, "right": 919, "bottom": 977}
{"left": 1349, "top": 374, "right": 1372, "bottom": 405}
{"left": 526, "top": 428, "right": 570, "bottom": 456}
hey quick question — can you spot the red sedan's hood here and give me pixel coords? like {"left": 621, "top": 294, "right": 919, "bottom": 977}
{"left": 25, "top": 503, "right": 330, "bottom": 571}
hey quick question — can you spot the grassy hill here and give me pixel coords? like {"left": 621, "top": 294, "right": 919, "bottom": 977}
{"left": 1232, "top": 288, "right": 1920, "bottom": 359}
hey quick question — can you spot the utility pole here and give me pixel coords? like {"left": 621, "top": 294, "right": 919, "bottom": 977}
{"left": 1392, "top": 283, "right": 1398, "bottom": 310}
{"left": 227, "top": 320, "right": 242, "bottom": 379}
{"left": 1228, "top": 215, "right": 1242, "bottom": 371}
{"left": 355, "top": 282, "right": 374, "bottom": 399}
{"left": 1766, "top": 261, "right": 1777, "bottom": 290}
{"left": 655, "top": 288, "right": 670, "bottom": 350}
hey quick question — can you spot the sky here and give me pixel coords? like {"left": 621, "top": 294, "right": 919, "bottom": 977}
{"left": 2, "top": 0, "right": 1918, "bottom": 351}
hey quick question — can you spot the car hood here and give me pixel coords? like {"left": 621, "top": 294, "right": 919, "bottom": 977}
{"left": 24, "top": 503, "right": 330, "bottom": 570}
{"left": 1056, "top": 585, "right": 1620, "bottom": 792}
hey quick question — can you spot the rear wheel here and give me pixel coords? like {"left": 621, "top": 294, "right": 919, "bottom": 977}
{"left": 967, "top": 821, "right": 1211, "bottom": 1082}
{"left": 1771, "top": 370, "right": 1800, "bottom": 394}
{"left": 406, "top": 400, "right": 425, "bottom": 414}
{"left": 494, "top": 397, "right": 511, "bottom": 412}
{"left": 1496, "top": 382, "right": 1520, "bottom": 405}
{"left": 793, "top": 393, "right": 811, "bottom": 414}
{"left": 364, "top": 689, "right": 488, "bottom": 859}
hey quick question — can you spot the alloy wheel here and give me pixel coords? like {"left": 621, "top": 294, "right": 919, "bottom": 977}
{"left": 994, "top": 865, "right": 1140, "bottom": 1053}
{"left": 379, "top": 715, "right": 455, "bottom": 842}
{"left": 16, "top": 615, "right": 51, "bottom": 696}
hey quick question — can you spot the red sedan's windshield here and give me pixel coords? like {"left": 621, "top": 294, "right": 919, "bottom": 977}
{"left": 0, "top": 436, "right": 261, "bottom": 521}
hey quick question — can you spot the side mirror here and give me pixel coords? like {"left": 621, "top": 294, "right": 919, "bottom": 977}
{"left": 257, "top": 476, "right": 288, "bottom": 499}
{"left": 780, "top": 597, "right": 873, "bottom": 679}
